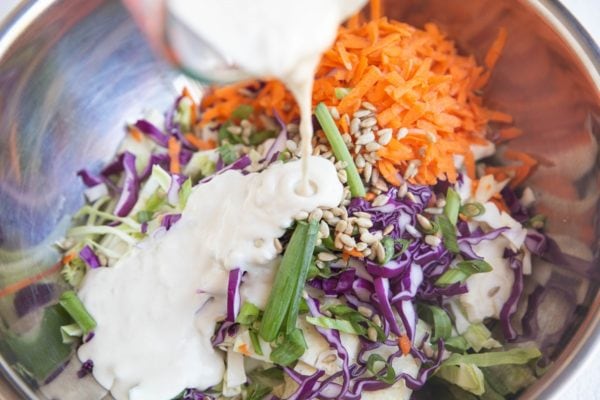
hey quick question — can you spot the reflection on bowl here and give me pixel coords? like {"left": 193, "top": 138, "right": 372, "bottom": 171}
{"left": 0, "top": 0, "right": 598, "bottom": 399}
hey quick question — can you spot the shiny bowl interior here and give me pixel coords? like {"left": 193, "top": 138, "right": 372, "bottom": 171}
{"left": 0, "top": 0, "right": 598, "bottom": 399}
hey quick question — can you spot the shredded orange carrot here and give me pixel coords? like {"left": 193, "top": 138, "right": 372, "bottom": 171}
{"left": 62, "top": 252, "right": 76, "bottom": 265}
{"left": 398, "top": 334, "right": 411, "bottom": 355}
{"left": 365, "top": 192, "right": 376, "bottom": 201}
{"left": 237, "top": 343, "right": 251, "bottom": 357}
{"left": 197, "top": 17, "right": 515, "bottom": 187}
{"left": 497, "top": 127, "right": 523, "bottom": 143}
{"left": 185, "top": 134, "right": 216, "bottom": 151}
{"left": 168, "top": 136, "right": 182, "bottom": 174}
{"left": 485, "top": 27, "right": 507, "bottom": 70}
{"left": 344, "top": 248, "right": 365, "bottom": 259}
{"left": 129, "top": 126, "right": 143, "bottom": 142}
{"left": 0, "top": 261, "right": 62, "bottom": 299}
{"left": 370, "top": 0, "right": 381, "bottom": 20}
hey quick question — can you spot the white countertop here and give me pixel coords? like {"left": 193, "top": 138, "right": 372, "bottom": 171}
{"left": 0, "top": 1, "right": 598, "bottom": 399}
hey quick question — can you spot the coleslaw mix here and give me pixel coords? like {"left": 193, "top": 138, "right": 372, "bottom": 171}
{"left": 55, "top": 5, "right": 557, "bottom": 400}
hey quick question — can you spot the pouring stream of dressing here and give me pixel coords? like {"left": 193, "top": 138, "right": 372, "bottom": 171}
{"left": 166, "top": 0, "right": 367, "bottom": 193}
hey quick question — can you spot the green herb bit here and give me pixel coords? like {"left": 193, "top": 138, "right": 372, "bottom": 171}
{"left": 248, "top": 130, "right": 276, "bottom": 146}
{"left": 418, "top": 303, "right": 452, "bottom": 342}
{"left": 259, "top": 220, "right": 319, "bottom": 341}
{"left": 269, "top": 328, "right": 307, "bottom": 366}
{"left": 217, "top": 143, "right": 238, "bottom": 165}
{"left": 460, "top": 202, "right": 485, "bottom": 218}
{"left": 231, "top": 104, "right": 254, "bottom": 120}
{"left": 59, "top": 290, "right": 96, "bottom": 334}
{"left": 526, "top": 214, "right": 546, "bottom": 230}
{"left": 179, "top": 178, "right": 193, "bottom": 209}
{"left": 435, "top": 260, "right": 493, "bottom": 286}
{"left": 60, "top": 323, "right": 83, "bottom": 344}
{"left": 444, "top": 188, "right": 461, "bottom": 225}
{"left": 236, "top": 302, "right": 261, "bottom": 326}
{"left": 249, "top": 329, "right": 264, "bottom": 356}
{"left": 366, "top": 354, "right": 396, "bottom": 384}
{"left": 315, "top": 102, "right": 366, "bottom": 198}
{"left": 306, "top": 316, "right": 364, "bottom": 335}
{"left": 436, "top": 214, "right": 459, "bottom": 254}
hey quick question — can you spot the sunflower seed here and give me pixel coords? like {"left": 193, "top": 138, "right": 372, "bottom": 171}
{"left": 424, "top": 207, "right": 443, "bottom": 215}
{"left": 356, "top": 218, "right": 373, "bottom": 229}
{"left": 378, "top": 129, "right": 393, "bottom": 145}
{"left": 340, "top": 234, "right": 357, "bottom": 248}
{"left": 397, "top": 127, "right": 409, "bottom": 140}
{"left": 354, "top": 109, "right": 373, "bottom": 119}
{"left": 372, "top": 315, "right": 382, "bottom": 327}
{"left": 344, "top": 222, "right": 354, "bottom": 236}
{"left": 320, "top": 352, "right": 338, "bottom": 364}
{"left": 337, "top": 169, "right": 348, "bottom": 183}
{"left": 350, "top": 118, "right": 361, "bottom": 135}
{"left": 355, "top": 144, "right": 363, "bottom": 154}
{"left": 354, "top": 211, "right": 372, "bottom": 219}
{"left": 436, "top": 198, "right": 447, "bottom": 208}
{"left": 274, "top": 238, "right": 283, "bottom": 253}
{"left": 363, "top": 163, "right": 373, "bottom": 182}
{"left": 368, "top": 327, "right": 378, "bottom": 342}
{"left": 334, "top": 236, "right": 344, "bottom": 250}
{"left": 363, "top": 248, "right": 372, "bottom": 257}
{"left": 356, "top": 132, "right": 375, "bottom": 145}
{"left": 362, "top": 101, "right": 377, "bottom": 111}
{"left": 384, "top": 224, "right": 394, "bottom": 235}
{"left": 336, "top": 220, "right": 348, "bottom": 233}
{"left": 286, "top": 140, "right": 297, "bottom": 152}
{"left": 309, "top": 208, "right": 323, "bottom": 221}
{"left": 355, "top": 154, "right": 366, "bottom": 168}
{"left": 405, "top": 224, "right": 422, "bottom": 238}
{"left": 356, "top": 242, "right": 368, "bottom": 251}
{"left": 416, "top": 214, "right": 433, "bottom": 231}
{"left": 358, "top": 306, "right": 373, "bottom": 318}
{"left": 227, "top": 125, "right": 243, "bottom": 135}
{"left": 342, "top": 133, "right": 353, "bottom": 145}
{"left": 329, "top": 106, "right": 340, "bottom": 120}
{"left": 398, "top": 182, "right": 408, "bottom": 199}
{"left": 335, "top": 160, "right": 348, "bottom": 170}
{"left": 425, "top": 235, "right": 441, "bottom": 247}
{"left": 319, "top": 220, "right": 330, "bottom": 237}
{"left": 360, "top": 117, "right": 378, "bottom": 128}
{"left": 373, "top": 241, "right": 386, "bottom": 263}
{"left": 365, "top": 142, "right": 382, "bottom": 152}
{"left": 294, "top": 211, "right": 309, "bottom": 220}
{"left": 318, "top": 252, "right": 338, "bottom": 262}
{"left": 360, "top": 231, "right": 378, "bottom": 245}
{"left": 372, "top": 194, "right": 389, "bottom": 207}
{"left": 406, "top": 192, "right": 417, "bottom": 203}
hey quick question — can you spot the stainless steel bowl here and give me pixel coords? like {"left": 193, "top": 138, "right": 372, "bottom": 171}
{"left": 0, "top": 0, "right": 598, "bottom": 399}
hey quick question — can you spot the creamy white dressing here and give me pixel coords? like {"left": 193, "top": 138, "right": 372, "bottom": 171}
{"left": 167, "top": 0, "right": 366, "bottom": 192}
{"left": 78, "top": 157, "right": 343, "bottom": 400}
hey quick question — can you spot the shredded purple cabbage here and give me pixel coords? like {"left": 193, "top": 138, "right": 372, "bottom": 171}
{"left": 79, "top": 245, "right": 101, "bottom": 269}
{"left": 113, "top": 152, "right": 139, "bottom": 217}
{"left": 161, "top": 214, "right": 182, "bottom": 231}
{"left": 226, "top": 268, "right": 243, "bottom": 322}
{"left": 77, "top": 360, "right": 94, "bottom": 379}
{"left": 499, "top": 248, "right": 524, "bottom": 340}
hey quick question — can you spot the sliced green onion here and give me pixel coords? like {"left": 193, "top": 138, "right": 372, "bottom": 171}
{"left": 315, "top": 102, "right": 366, "bottom": 198}
{"left": 366, "top": 354, "right": 396, "bottom": 384}
{"left": 269, "top": 328, "right": 307, "bottom": 366}
{"left": 248, "top": 130, "right": 277, "bottom": 145}
{"left": 236, "top": 302, "right": 261, "bottom": 326}
{"left": 526, "top": 214, "right": 546, "bottom": 230}
{"left": 231, "top": 104, "right": 254, "bottom": 120}
{"left": 60, "top": 323, "right": 83, "bottom": 344}
{"left": 306, "top": 316, "right": 364, "bottom": 335}
{"left": 249, "top": 329, "right": 264, "bottom": 356}
{"left": 179, "top": 178, "right": 193, "bottom": 209}
{"left": 176, "top": 97, "right": 193, "bottom": 132}
{"left": 443, "top": 347, "right": 542, "bottom": 368}
{"left": 444, "top": 188, "right": 461, "bottom": 225}
{"left": 418, "top": 304, "right": 452, "bottom": 342}
{"left": 460, "top": 202, "right": 485, "bottom": 218}
{"left": 334, "top": 87, "right": 351, "bottom": 99}
{"left": 381, "top": 237, "right": 395, "bottom": 264}
{"left": 326, "top": 304, "right": 385, "bottom": 342}
{"left": 260, "top": 221, "right": 319, "bottom": 341}
{"left": 217, "top": 143, "right": 238, "bottom": 165}
{"left": 218, "top": 121, "right": 243, "bottom": 145}
{"left": 436, "top": 214, "right": 459, "bottom": 254}
{"left": 59, "top": 290, "right": 96, "bottom": 334}
{"left": 76, "top": 206, "right": 141, "bottom": 230}
{"left": 435, "top": 260, "right": 493, "bottom": 286}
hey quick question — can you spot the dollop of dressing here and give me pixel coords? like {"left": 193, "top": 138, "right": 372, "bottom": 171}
{"left": 78, "top": 157, "right": 343, "bottom": 400}
{"left": 167, "top": 0, "right": 367, "bottom": 191}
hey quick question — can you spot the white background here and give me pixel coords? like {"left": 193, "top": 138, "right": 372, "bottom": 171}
{"left": 0, "top": 0, "right": 599, "bottom": 399}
